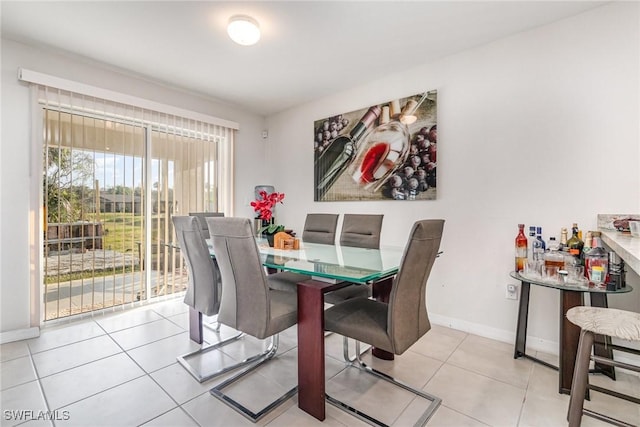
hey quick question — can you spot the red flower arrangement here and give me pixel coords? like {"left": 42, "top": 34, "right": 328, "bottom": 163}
{"left": 251, "top": 190, "right": 285, "bottom": 234}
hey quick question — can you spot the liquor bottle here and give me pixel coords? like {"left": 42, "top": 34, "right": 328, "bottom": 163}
{"left": 532, "top": 226, "right": 546, "bottom": 261}
{"left": 560, "top": 227, "right": 568, "bottom": 251}
{"left": 315, "top": 105, "right": 382, "bottom": 199}
{"left": 547, "top": 236, "right": 561, "bottom": 252}
{"left": 528, "top": 226, "right": 536, "bottom": 259}
{"left": 591, "top": 231, "right": 604, "bottom": 249}
{"left": 584, "top": 231, "right": 608, "bottom": 285}
{"left": 566, "top": 223, "right": 584, "bottom": 263}
{"left": 515, "top": 224, "right": 528, "bottom": 272}
{"left": 544, "top": 237, "right": 565, "bottom": 269}
{"left": 582, "top": 231, "right": 593, "bottom": 258}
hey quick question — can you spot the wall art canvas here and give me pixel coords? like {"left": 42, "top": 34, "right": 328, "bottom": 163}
{"left": 313, "top": 90, "right": 437, "bottom": 202}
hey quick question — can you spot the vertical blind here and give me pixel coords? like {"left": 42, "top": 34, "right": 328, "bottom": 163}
{"left": 22, "top": 69, "right": 237, "bottom": 320}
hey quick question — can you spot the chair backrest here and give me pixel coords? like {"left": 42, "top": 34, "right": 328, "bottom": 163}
{"left": 172, "top": 216, "right": 221, "bottom": 316}
{"left": 206, "top": 217, "right": 272, "bottom": 338}
{"left": 388, "top": 219, "right": 444, "bottom": 354}
{"left": 339, "top": 214, "right": 384, "bottom": 249}
{"left": 189, "top": 212, "right": 224, "bottom": 239}
{"left": 302, "top": 213, "right": 339, "bottom": 245}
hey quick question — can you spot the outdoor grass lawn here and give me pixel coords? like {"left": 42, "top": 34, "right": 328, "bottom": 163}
{"left": 85, "top": 212, "right": 172, "bottom": 253}
{"left": 91, "top": 212, "right": 144, "bottom": 253}
{"left": 44, "top": 212, "right": 177, "bottom": 283}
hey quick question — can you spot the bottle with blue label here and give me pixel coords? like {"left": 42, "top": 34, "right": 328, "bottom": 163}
{"left": 528, "top": 226, "right": 536, "bottom": 259}
{"left": 532, "top": 227, "right": 546, "bottom": 261}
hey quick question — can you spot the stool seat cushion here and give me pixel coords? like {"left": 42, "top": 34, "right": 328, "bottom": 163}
{"left": 567, "top": 307, "right": 640, "bottom": 341}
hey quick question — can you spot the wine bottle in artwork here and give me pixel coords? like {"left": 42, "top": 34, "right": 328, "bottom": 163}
{"left": 314, "top": 105, "right": 381, "bottom": 200}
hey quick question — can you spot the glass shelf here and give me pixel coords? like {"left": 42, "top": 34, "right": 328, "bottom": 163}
{"left": 510, "top": 271, "right": 633, "bottom": 294}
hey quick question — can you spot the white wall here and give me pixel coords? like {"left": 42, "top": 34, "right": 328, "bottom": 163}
{"left": 266, "top": 3, "right": 640, "bottom": 351}
{"left": 0, "top": 39, "right": 267, "bottom": 337}
{"left": 2, "top": 3, "right": 638, "bottom": 351}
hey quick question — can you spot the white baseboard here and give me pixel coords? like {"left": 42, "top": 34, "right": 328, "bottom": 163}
{"left": 429, "top": 313, "right": 558, "bottom": 355}
{"left": 428, "top": 313, "right": 640, "bottom": 373}
{"left": 0, "top": 327, "right": 40, "bottom": 344}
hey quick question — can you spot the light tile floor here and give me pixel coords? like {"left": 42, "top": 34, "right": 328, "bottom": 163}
{"left": 1, "top": 297, "right": 638, "bottom": 426}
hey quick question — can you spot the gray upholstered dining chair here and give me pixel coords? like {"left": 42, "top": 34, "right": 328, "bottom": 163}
{"left": 339, "top": 213, "right": 384, "bottom": 249}
{"left": 323, "top": 219, "right": 445, "bottom": 426}
{"left": 206, "top": 216, "right": 303, "bottom": 422}
{"left": 188, "top": 211, "right": 224, "bottom": 239}
{"left": 272, "top": 213, "right": 383, "bottom": 303}
{"left": 324, "top": 213, "right": 385, "bottom": 305}
{"left": 172, "top": 216, "right": 243, "bottom": 383}
{"left": 302, "top": 213, "right": 339, "bottom": 245}
{"left": 266, "top": 213, "right": 340, "bottom": 291}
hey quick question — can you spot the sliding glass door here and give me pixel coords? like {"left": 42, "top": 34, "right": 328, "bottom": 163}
{"left": 43, "top": 109, "right": 222, "bottom": 321}
{"left": 146, "top": 127, "right": 220, "bottom": 301}
{"left": 43, "top": 110, "right": 147, "bottom": 320}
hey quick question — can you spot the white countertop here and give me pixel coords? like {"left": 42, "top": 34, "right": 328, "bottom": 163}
{"left": 600, "top": 229, "right": 640, "bottom": 275}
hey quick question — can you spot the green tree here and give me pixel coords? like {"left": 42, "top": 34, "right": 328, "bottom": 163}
{"left": 44, "top": 147, "right": 94, "bottom": 223}
{"left": 105, "top": 185, "right": 133, "bottom": 195}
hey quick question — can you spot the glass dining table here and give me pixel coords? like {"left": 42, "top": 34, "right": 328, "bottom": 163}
{"left": 208, "top": 237, "right": 405, "bottom": 421}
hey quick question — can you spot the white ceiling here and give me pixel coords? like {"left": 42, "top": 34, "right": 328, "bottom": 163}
{"left": 1, "top": 1, "right": 607, "bottom": 116}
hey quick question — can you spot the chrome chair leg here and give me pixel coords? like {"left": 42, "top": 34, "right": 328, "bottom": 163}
{"left": 177, "top": 327, "right": 244, "bottom": 383}
{"left": 208, "top": 321, "right": 222, "bottom": 333}
{"left": 327, "top": 340, "right": 442, "bottom": 427}
{"left": 209, "top": 334, "right": 298, "bottom": 422}
{"left": 342, "top": 336, "right": 371, "bottom": 363}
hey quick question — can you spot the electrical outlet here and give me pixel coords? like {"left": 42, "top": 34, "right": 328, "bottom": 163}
{"left": 506, "top": 283, "right": 518, "bottom": 300}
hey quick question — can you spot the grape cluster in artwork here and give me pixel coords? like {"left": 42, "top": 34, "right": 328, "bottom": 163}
{"left": 381, "top": 125, "right": 437, "bottom": 200}
{"left": 314, "top": 115, "right": 349, "bottom": 154}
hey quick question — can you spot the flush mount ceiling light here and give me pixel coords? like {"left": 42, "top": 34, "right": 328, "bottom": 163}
{"left": 227, "top": 15, "right": 261, "bottom": 46}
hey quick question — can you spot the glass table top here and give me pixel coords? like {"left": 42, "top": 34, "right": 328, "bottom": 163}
{"left": 207, "top": 238, "right": 405, "bottom": 284}
{"left": 510, "top": 271, "right": 633, "bottom": 294}
{"left": 259, "top": 240, "right": 405, "bottom": 284}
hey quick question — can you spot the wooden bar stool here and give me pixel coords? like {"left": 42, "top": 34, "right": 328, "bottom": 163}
{"left": 566, "top": 306, "right": 640, "bottom": 427}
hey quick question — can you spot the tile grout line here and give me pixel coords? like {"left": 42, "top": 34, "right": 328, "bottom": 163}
{"left": 26, "top": 329, "right": 109, "bottom": 356}
{"left": 436, "top": 404, "right": 493, "bottom": 427}
{"left": 443, "top": 358, "right": 535, "bottom": 392}
{"left": 39, "top": 320, "right": 146, "bottom": 415}
{"left": 107, "top": 317, "right": 202, "bottom": 427}
{"left": 14, "top": 343, "right": 53, "bottom": 427}
{"left": 29, "top": 338, "right": 123, "bottom": 380}
{"left": 35, "top": 316, "right": 177, "bottom": 425}
{"left": 443, "top": 333, "right": 537, "bottom": 391}
{"left": 515, "top": 353, "right": 538, "bottom": 427}
{"left": 15, "top": 301, "right": 234, "bottom": 426}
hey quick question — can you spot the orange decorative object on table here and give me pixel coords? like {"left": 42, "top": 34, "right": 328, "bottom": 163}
{"left": 273, "top": 231, "right": 294, "bottom": 249}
